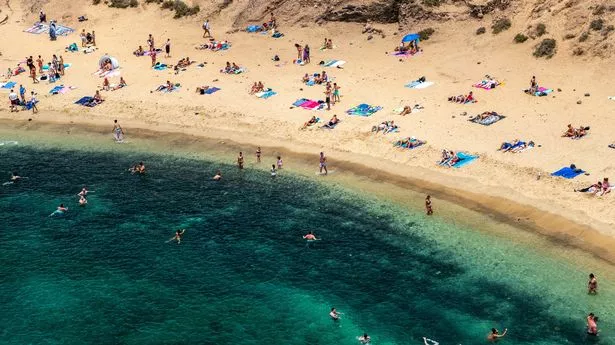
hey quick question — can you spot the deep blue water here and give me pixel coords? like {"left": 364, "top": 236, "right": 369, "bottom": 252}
{"left": 0, "top": 144, "right": 612, "bottom": 345}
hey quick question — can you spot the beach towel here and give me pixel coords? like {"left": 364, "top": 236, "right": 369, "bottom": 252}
{"left": 300, "top": 100, "right": 322, "bottom": 110}
{"left": 256, "top": 90, "right": 277, "bottom": 99}
{"left": 24, "top": 22, "right": 74, "bottom": 36}
{"left": 272, "top": 32, "right": 284, "bottom": 38}
{"left": 470, "top": 113, "right": 505, "bottom": 126}
{"left": 49, "top": 85, "right": 64, "bottom": 94}
{"left": 392, "top": 50, "right": 420, "bottom": 58}
{"left": 74, "top": 96, "right": 101, "bottom": 107}
{"left": 22, "top": 100, "right": 38, "bottom": 110}
{"left": 160, "top": 85, "right": 180, "bottom": 93}
{"left": 452, "top": 152, "right": 479, "bottom": 168}
{"left": 1, "top": 81, "right": 17, "bottom": 89}
{"left": 551, "top": 166, "right": 585, "bottom": 179}
{"left": 66, "top": 43, "right": 79, "bottom": 52}
{"left": 405, "top": 81, "right": 434, "bottom": 89}
{"left": 292, "top": 98, "right": 309, "bottom": 107}
{"left": 246, "top": 25, "right": 262, "bottom": 33}
{"left": 203, "top": 87, "right": 220, "bottom": 95}
{"left": 43, "top": 63, "right": 71, "bottom": 71}
{"left": 346, "top": 104, "right": 382, "bottom": 117}
{"left": 153, "top": 63, "right": 168, "bottom": 71}
{"left": 535, "top": 87, "right": 553, "bottom": 96}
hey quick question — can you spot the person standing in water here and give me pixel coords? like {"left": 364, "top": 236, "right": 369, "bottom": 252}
{"left": 256, "top": 147, "right": 261, "bottom": 163}
{"left": 425, "top": 195, "right": 433, "bottom": 215}
{"left": 358, "top": 333, "right": 371, "bottom": 344}
{"left": 329, "top": 307, "right": 340, "bottom": 321}
{"left": 276, "top": 155, "right": 283, "bottom": 170}
{"left": 113, "top": 119, "right": 124, "bottom": 142}
{"left": 487, "top": 328, "right": 507, "bottom": 341}
{"left": 587, "top": 313, "right": 598, "bottom": 335}
{"left": 78, "top": 187, "right": 89, "bottom": 198}
{"left": 588, "top": 273, "right": 598, "bottom": 294}
{"left": 319, "top": 152, "right": 328, "bottom": 175}
{"left": 237, "top": 152, "right": 244, "bottom": 169}
{"left": 270, "top": 164, "right": 277, "bottom": 177}
{"left": 79, "top": 195, "right": 88, "bottom": 206}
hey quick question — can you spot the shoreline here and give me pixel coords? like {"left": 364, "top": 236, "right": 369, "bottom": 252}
{"left": 3, "top": 116, "right": 615, "bottom": 265}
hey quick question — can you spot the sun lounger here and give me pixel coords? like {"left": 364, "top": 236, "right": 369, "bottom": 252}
{"left": 551, "top": 166, "right": 585, "bottom": 179}
{"left": 346, "top": 104, "right": 382, "bottom": 117}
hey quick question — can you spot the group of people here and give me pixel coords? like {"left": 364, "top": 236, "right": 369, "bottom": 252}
{"left": 7, "top": 85, "right": 38, "bottom": 113}
{"left": 79, "top": 29, "right": 96, "bottom": 47}
{"left": 102, "top": 76, "right": 127, "bottom": 91}
{"left": 562, "top": 124, "right": 589, "bottom": 139}
{"left": 294, "top": 43, "right": 310, "bottom": 64}
{"left": 249, "top": 81, "right": 266, "bottom": 94}
{"left": 498, "top": 139, "right": 535, "bottom": 153}
{"left": 372, "top": 120, "right": 398, "bottom": 134}
{"left": 324, "top": 82, "right": 341, "bottom": 110}
{"left": 302, "top": 71, "right": 330, "bottom": 85}
{"left": 439, "top": 150, "right": 461, "bottom": 167}
{"left": 448, "top": 91, "right": 475, "bottom": 104}
{"left": 221, "top": 61, "right": 242, "bottom": 74}
{"left": 575, "top": 177, "right": 611, "bottom": 196}
{"left": 321, "top": 38, "right": 334, "bottom": 50}
{"left": 395, "top": 136, "right": 425, "bottom": 149}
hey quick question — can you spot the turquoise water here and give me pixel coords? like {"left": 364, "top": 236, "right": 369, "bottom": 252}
{"left": 1, "top": 143, "right": 614, "bottom": 345}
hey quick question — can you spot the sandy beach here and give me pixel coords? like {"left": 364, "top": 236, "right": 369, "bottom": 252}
{"left": 1, "top": 0, "right": 614, "bottom": 257}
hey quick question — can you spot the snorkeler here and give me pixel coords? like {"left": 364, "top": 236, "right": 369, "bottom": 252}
{"left": 303, "top": 231, "right": 319, "bottom": 241}
{"left": 329, "top": 307, "right": 340, "bottom": 320}
{"left": 487, "top": 328, "right": 507, "bottom": 341}
{"left": 169, "top": 229, "right": 186, "bottom": 244}
{"left": 358, "top": 333, "right": 371, "bottom": 344}
{"left": 588, "top": 273, "right": 598, "bottom": 294}
{"left": 213, "top": 170, "right": 222, "bottom": 181}
{"left": 79, "top": 195, "right": 87, "bottom": 206}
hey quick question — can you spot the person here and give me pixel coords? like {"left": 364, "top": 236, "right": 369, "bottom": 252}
{"left": 588, "top": 273, "right": 598, "bottom": 294}
{"left": 213, "top": 170, "right": 222, "bottom": 181}
{"left": 113, "top": 119, "right": 124, "bottom": 142}
{"left": 39, "top": 10, "right": 47, "bottom": 23}
{"left": 36, "top": 55, "right": 44, "bottom": 74}
{"left": 256, "top": 147, "right": 261, "bottom": 163}
{"left": 113, "top": 77, "right": 127, "bottom": 90}
{"left": 562, "top": 124, "right": 576, "bottom": 138}
{"left": 58, "top": 56, "right": 65, "bottom": 76}
{"left": 303, "top": 44, "right": 310, "bottom": 64}
{"left": 30, "top": 65, "right": 38, "bottom": 84}
{"left": 80, "top": 29, "right": 87, "bottom": 47}
{"left": 164, "top": 39, "right": 171, "bottom": 57}
{"left": 79, "top": 195, "right": 88, "bottom": 206}
{"left": 10, "top": 171, "right": 22, "bottom": 183}
{"left": 333, "top": 83, "right": 341, "bottom": 103}
{"left": 147, "top": 34, "right": 155, "bottom": 50}
{"left": 102, "top": 77, "right": 110, "bottom": 91}
{"left": 150, "top": 49, "right": 157, "bottom": 67}
{"left": 303, "top": 231, "right": 318, "bottom": 241}
{"left": 269, "top": 12, "right": 276, "bottom": 28}
{"left": 319, "top": 152, "right": 328, "bottom": 175}
{"left": 172, "top": 229, "right": 186, "bottom": 244}
{"left": 92, "top": 31, "right": 96, "bottom": 46}
{"left": 325, "top": 87, "right": 332, "bottom": 110}
{"left": 57, "top": 203, "right": 69, "bottom": 212}
{"left": 327, "top": 38, "right": 333, "bottom": 49}
{"left": 575, "top": 181, "right": 602, "bottom": 194}
{"left": 587, "top": 313, "right": 598, "bottom": 335}
{"left": 302, "top": 115, "right": 318, "bottom": 129}
{"left": 9, "top": 89, "right": 19, "bottom": 112}
{"left": 600, "top": 177, "right": 610, "bottom": 196}
{"left": 130, "top": 162, "right": 145, "bottom": 174}
{"left": 329, "top": 307, "right": 340, "bottom": 320}
{"left": 19, "top": 84, "right": 26, "bottom": 103}
{"left": 78, "top": 187, "right": 89, "bottom": 198}
{"left": 93, "top": 90, "right": 104, "bottom": 103}
{"left": 276, "top": 156, "right": 283, "bottom": 170}
{"left": 203, "top": 19, "right": 211, "bottom": 38}
{"left": 270, "top": 164, "right": 277, "bottom": 177}
{"left": 237, "top": 152, "right": 244, "bottom": 169}
{"left": 323, "top": 115, "right": 338, "bottom": 129}
{"left": 359, "top": 333, "right": 371, "bottom": 344}
{"left": 425, "top": 195, "right": 433, "bottom": 215}
{"left": 294, "top": 43, "right": 302, "bottom": 60}
{"left": 29, "top": 91, "right": 38, "bottom": 113}
{"left": 487, "top": 328, "right": 507, "bottom": 341}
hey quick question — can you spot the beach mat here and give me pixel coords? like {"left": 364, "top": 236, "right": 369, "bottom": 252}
{"left": 346, "top": 104, "right": 382, "bottom": 117}
{"left": 470, "top": 114, "right": 505, "bottom": 126}
{"left": 1, "top": 81, "right": 17, "bottom": 89}
{"left": 453, "top": 152, "right": 478, "bottom": 168}
{"left": 153, "top": 63, "right": 168, "bottom": 71}
{"left": 300, "top": 100, "right": 322, "bottom": 110}
{"left": 551, "top": 167, "right": 584, "bottom": 179}
{"left": 74, "top": 96, "right": 100, "bottom": 107}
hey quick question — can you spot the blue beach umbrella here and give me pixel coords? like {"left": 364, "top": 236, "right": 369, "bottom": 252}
{"left": 401, "top": 33, "right": 420, "bottom": 44}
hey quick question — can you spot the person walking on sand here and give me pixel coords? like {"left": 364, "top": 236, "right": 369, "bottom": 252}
{"left": 164, "top": 39, "right": 171, "bottom": 58}
{"left": 425, "top": 195, "right": 433, "bottom": 215}
{"left": 324, "top": 87, "right": 332, "bottom": 110}
{"left": 588, "top": 273, "right": 598, "bottom": 294}
{"left": 237, "top": 152, "right": 244, "bottom": 169}
{"left": 29, "top": 91, "right": 38, "bottom": 114}
{"left": 203, "top": 19, "right": 211, "bottom": 38}
{"left": 319, "top": 152, "right": 328, "bottom": 175}
{"left": 113, "top": 119, "right": 124, "bottom": 142}
{"left": 256, "top": 147, "right": 261, "bottom": 163}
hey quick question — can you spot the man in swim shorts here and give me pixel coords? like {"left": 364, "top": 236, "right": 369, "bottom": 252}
{"left": 57, "top": 204, "right": 68, "bottom": 212}
{"left": 237, "top": 152, "right": 244, "bottom": 169}
{"left": 319, "top": 152, "right": 328, "bottom": 175}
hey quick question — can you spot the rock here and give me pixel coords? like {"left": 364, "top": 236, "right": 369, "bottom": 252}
{"left": 367, "top": 35, "right": 373, "bottom": 40}
{"left": 393, "top": 32, "right": 398, "bottom": 35}
{"left": 577, "top": 100, "right": 582, "bottom": 104}
{"left": 557, "top": 88, "right": 562, "bottom": 92}
{"left": 477, "top": 61, "right": 481, "bottom": 64}
{"left": 584, "top": 93, "right": 590, "bottom": 97}
{"left": 299, "top": 88, "right": 303, "bottom": 91}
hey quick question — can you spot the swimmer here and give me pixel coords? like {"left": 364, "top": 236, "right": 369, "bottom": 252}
{"left": 588, "top": 273, "right": 598, "bottom": 294}
{"left": 329, "top": 307, "right": 340, "bottom": 320}
{"left": 169, "top": 229, "right": 186, "bottom": 244}
{"left": 213, "top": 170, "right": 222, "bottom": 181}
{"left": 487, "top": 328, "right": 507, "bottom": 341}
{"left": 79, "top": 195, "right": 87, "bottom": 206}
{"left": 303, "top": 231, "right": 319, "bottom": 241}
{"left": 358, "top": 333, "right": 371, "bottom": 344}
{"left": 57, "top": 203, "right": 68, "bottom": 212}
{"left": 11, "top": 171, "right": 22, "bottom": 182}
{"left": 271, "top": 164, "right": 277, "bottom": 177}
{"left": 130, "top": 162, "right": 146, "bottom": 174}
{"left": 77, "top": 186, "right": 88, "bottom": 198}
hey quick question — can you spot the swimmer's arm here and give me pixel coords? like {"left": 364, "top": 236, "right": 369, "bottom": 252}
{"left": 496, "top": 329, "right": 508, "bottom": 337}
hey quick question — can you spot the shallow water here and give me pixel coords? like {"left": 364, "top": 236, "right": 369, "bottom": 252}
{"left": 1, "top": 142, "right": 614, "bottom": 345}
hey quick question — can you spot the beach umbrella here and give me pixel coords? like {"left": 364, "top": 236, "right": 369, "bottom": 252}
{"left": 401, "top": 33, "right": 420, "bottom": 44}
{"left": 98, "top": 55, "right": 111, "bottom": 68}
{"left": 109, "top": 57, "right": 120, "bottom": 69}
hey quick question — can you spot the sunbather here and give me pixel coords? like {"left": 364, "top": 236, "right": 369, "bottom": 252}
{"left": 562, "top": 124, "right": 576, "bottom": 137}
{"left": 93, "top": 90, "right": 104, "bottom": 104}
{"left": 600, "top": 178, "right": 611, "bottom": 196}
{"left": 256, "top": 81, "right": 264, "bottom": 93}
{"left": 573, "top": 126, "right": 589, "bottom": 139}
{"left": 510, "top": 141, "right": 534, "bottom": 153}
{"left": 447, "top": 152, "right": 460, "bottom": 167}
{"left": 475, "top": 111, "right": 497, "bottom": 120}
{"left": 196, "top": 85, "right": 210, "bottom": 94}
{"left": 575, "top": 181, "right": 602, "bottom": 194}
{"left": 439, "top": 150, "right": 452, "bottom": 164}
{"left": 396, "top": 136, "right": 424, "bottom": 148}
{"left": 399, "top": 105, "right": 412, "bottom": 116}
{"left": 302, "top": 116, "right": 318, "bottom": 129}
{"left": 112, "top": 77, "right": 127, "bottom": 91}
{"left": 249, "top": 82, "right": 258, "bottom": 94}
{"left": 448, "top": 91, "right": 474, "bottom": 103}
{"left": 302, "top": 73, "right": 310, "bottom": 83}
{"left": 322, "top": 115, "right": 339, "bottom": 129}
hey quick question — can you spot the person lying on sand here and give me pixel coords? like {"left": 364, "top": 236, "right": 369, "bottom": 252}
{"left": 196, "top": 85, "right": 210, "bottom": 94}
{"left": 322, "top": 115, "right": 339, "bottom": 129}
{"left": 399, "top": 105, "right": 413, "bottom": 116}
{"left": 373, "top": 121, "right": 398, "bottom": 134}
{"left": 112, "top": 77, "right": 127, "bottom": 91}
{"left": 575, "top": 181, "right": 602, "bottom": 194}
{"left": 448, "top": 91, "right": 474, "bottom": 103}
{"left": 302, "top": 116, "right": 318, "bottom": 129}
{"left": 396, "top": 136, "right": 425, "bottom": 148}
{"left": 476, "top": 111, "right": 497, "bottom": 120}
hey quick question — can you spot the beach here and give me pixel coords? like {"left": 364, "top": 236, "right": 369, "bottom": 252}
{"left": 1, "top": 0, "right": 615, "bottom": 342}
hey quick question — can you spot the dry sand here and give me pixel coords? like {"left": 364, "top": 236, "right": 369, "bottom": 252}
{"left": 1, "top": 2, "right": 614, "bottom": 251}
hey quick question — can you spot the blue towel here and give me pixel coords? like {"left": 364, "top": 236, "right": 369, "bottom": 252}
{"left": 323, "top": 60, "right": 338, "bottom": 67}
{"left": 346, "top": 104, "right": 382, "bottom": 117}
{"left": 260, "top": 90, "right": 277, "bottom": 99}
{"left": 153, "top": 64, "right": 167, "bottom": 71}
{"left": 551, "top": 167, "right": 584, "bottom": 179}
{"left": 74, "top": 96, "right": 93, "bottom": 105}
{"left": 49, "top": 85, "right": 64, "bottom": 94}
{"left": 453, "top": 152, "right": 479, "bottom": 168}
{"left": 204, "top": 87, "right": 220, "bottom": 94}
{"left": 1, "top": 81, "right": 16, "bottom": 89}
{"left": 246, "top": 25, "right": 262, "bottom": 33}
{"left": 292, "top": 98, "right": 308, "bottom": 107}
